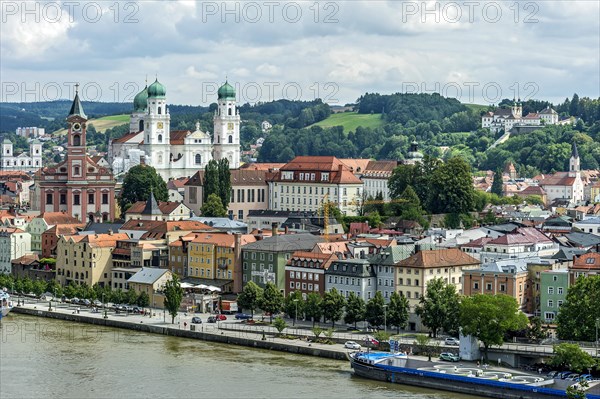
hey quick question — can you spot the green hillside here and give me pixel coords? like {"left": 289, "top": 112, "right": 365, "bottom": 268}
{"left": 465, "top": 104, "right": 490, "bottom": 114}
{"left": 310, "top": 112, "right": 383, "bottom": 133}
{"left": 53, "top": 114, "right": 129, "bottom": 135}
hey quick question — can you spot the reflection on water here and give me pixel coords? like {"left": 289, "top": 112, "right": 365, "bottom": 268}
{"left": 1, "top": 314, "right": 477, "bottom": 399}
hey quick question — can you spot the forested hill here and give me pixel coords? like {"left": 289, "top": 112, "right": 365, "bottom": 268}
{"left": 357, "top": 92, "right": 467, "bottom": 124}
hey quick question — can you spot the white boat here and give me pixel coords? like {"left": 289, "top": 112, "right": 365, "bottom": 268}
{"left": 1, "top": 291, "right": 13, "bottom": 318}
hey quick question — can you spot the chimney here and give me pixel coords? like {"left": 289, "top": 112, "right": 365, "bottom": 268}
{"left": 284, "top": 225, "right": 289, "bottom": 234}
{"left": 108, "top": 229, "right": 113, "bottom": 235}
{"left": 415, "top": 244, "right": 421, "bottom": 253}
{"left": 272, "top": 222, "right": 278, "bottom": 236}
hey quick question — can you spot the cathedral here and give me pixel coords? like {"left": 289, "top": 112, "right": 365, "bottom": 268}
{"left": 109, "top": 79, "right": 241, "bottom": 181}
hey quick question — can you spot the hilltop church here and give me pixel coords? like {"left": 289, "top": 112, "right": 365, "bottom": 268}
{"left": 109, "top": 79, "right": 241, "bottom": 181}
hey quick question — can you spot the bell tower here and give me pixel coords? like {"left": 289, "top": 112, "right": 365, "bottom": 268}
{"left": 66, "top": 84, "right": 88, "bottom": 181}
{"left": 213, "top": 80, "right": 240, "bottom": 168}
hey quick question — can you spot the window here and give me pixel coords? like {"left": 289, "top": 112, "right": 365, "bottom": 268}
{"left": 547, "top": 300, "right": 553, "bottom": 308}
{"left": 88, "top": 193, "right": 95, "bottom": 204}
{"left": 548, "top": 287, "right": 554, "bottom": 295}
{"left": 486, "top": 283, "right": 492, "bottom": 291}
{"left": 500, "top": 284, "right": 505, "bottom": 292}
{"left": 544, "top": 312, "right": 555, "bottom": 321}
{"left": 195, "top": 154, "right": 201, "bottom": 164}
{"left": 558, "top": 300, "right": 564, "bottom": 307}
{"left": 474, "top": 282, "right": 479, "bottom": 290}
{"left": 558, "top": 287, "right": 563, "bottom": 295}
{"left": 74, "top": 194, "right": 80, "bottom": 205}
{"left": 46, "top": 193, "right": 53, "bottom": 205}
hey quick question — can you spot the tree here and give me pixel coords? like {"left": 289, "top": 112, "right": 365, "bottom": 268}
{"left": 344, "top": 292, "right": 366, "bottom": 329}
{"left": 203, "top": 160, "right": 220, "bottom": 202}
{"left": 550, "top": 343, "right": 595, "bottom": 373}
{"left": 217, "top": 158, "right": 231, "bottom": 208}
{"left": 111, "top": 288, "right": 124, "bottom": 304}
{"left": 491, "top": 168, "right": 503, "bottom": 196}
{"left": 556, "top": 275, "right": 600, "bottom": 341}
{"left": 137, "top": 291, "right": 150, "bottom": 308}
{"left": 237, "top": 281, "right": 263, "bottom": 318}
{"left": 125, "top": 289, "right": 138, "bottom": 305}
{"left": 200, "top": 193, "right": 227, "bottom": 217}
{"left": 566, "top": 379, "right": 589, "bottom": 399}
{"left": 429, "top": 157, "right": 475, "bottom": 214}
{"left": 260, "top": 282, "right": 284, "bottom": 323}
{"left": 459, "top": 294, "right": 528, "bottom": 360}
{"left": 388, "top": 292, "right": 410, "bottom": 333}
{"left": 415, "top": 278, "right": 460, "bottom": 338}
{"left": 321, "top": 288, "right": 346, "bottom": 328}
{"left": 119, "top": 165, "right": 168, "bottom": 212}
{"left": 163, "top": 274, "right": 184, "bottom": 324}
{"left": 305, "top": 292, "right": 323, "bottom": 327}
{"left": 365, "top": 291, "right": 385, "bottom": 328}
{"left": 525, "top": 316, "right": 548, "bottom": 343}
{"left": 284, "top": 291, "right": 305, "bottom": 325}
{"left": 32, "top": 279, "right": 46, "bottom": 298}
{"left": 273, "top": 316, "right": 287, "bottom": 335}
{"left": 413, "top": 334, "right": 435, "bottom": 361}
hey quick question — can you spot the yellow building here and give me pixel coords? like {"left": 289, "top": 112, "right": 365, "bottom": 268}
{"left": 187, "top": 233, "right": 237, "bottom": 281}
{"left": 56, "top": 232, "right": 129, "bottom": 288}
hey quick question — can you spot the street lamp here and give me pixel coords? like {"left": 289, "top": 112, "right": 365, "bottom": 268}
{"left": 596, "top": 317, "right": 600, "bottom": 357}
{"left": 102, "top": 293, "right": 108, "bottom": 319}
{"left": 383, "top": 304, "right": 388, "bottom": 333}
{"left": 293, "top": 299, "right": 299, "bottom": 327}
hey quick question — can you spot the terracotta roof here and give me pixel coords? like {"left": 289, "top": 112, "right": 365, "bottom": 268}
{"left": 37, "top": 212, "right": 81, "bottom": 225}
{"left": 460, "top": 237, "right": 493, "bottom": 248}
{"left": 62, "top": 233, "right": 129, "bottom": 248}
{"left": 0, "top": 227, "right": 25, "bottom": 234}
{"left": 170, "top": 130, "right": 191, "bottom": 145}
{"left": 518, "top": 186, "right": 546, "bottom": 196}
{"left": 112, "top": 131, "right": 144, "bottom": 144}
{"left": 186, "top": 170, "right": 270, "bottom": 187}
{"left": 139, "top": 220, "right": 214, "bottom": 240}
{"left": 287, "top": 251, "right": 337, "bottom": 269}
{"left": 397, "top": 248, "right": 479, "bottom": 268}
{"left": 281, "top": 156, "right": 349, "bottom": 172}
{"left": 126, "top": 200, "right": 185, "bottom": 215}
{"left": 44, "top": 223, "right": 86, "bottom": 236}
{"left": 314, "top": 241, "right": 349, "bottom": 254}
{"left": 539, "top": 172, "right": 577, "bottom": 187}
{"left": 167, "top": 177, "right": 189, "bottom": 189}
{"left": 120, "top": 219, "right": 166, "bottom": 231}
{"left": 363, "top": 160, "right": 398, "bottom": 177}
{"left": 339, "top": 159, "right": 371, "bottom": 174}
{"left": 487, "top": 227, "right": 552, "bottom": 245}
{"left": 11, "top": 253, "right": 39, "bottom": 265}
{"left": 572, "top": 252, "right": 600, "bottom": 270}
{"left": 523, "top": 113, "right": 540, "bottom": 119}
{"left": 240, "top": 163, "right": 285, "bottom": 171}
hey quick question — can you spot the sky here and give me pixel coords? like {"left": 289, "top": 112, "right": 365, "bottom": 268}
{"left": 1, "top": 0, "right": 599, "bottom": 106}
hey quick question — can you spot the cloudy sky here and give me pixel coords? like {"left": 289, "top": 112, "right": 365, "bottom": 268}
{"left": 1, "top": 0, "right": 598, "bottom": 106}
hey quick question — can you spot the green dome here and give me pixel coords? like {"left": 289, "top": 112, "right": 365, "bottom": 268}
{"left": 133, "top": 85, "right": 148, "bottom": 112}
{"left": 148, "top": 78, "right": 166, "bottom": 98}
{"left": 217, "top": 81, "right": 236, "bottom": 100}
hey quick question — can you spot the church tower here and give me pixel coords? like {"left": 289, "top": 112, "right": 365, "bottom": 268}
{"left": 213, "top": 81, "right": 240, "bottom": 168}
{"left": 569, "top": 141, "right": 580, "bottom": 177}
{"left": 66, "top": 84, "right": 88, "bottom": 181}
{"left": 130, "top": 84, "right": 148, "bottom": 133}
{"left": 143, "top": 78, "right": 171, "bottom": 173}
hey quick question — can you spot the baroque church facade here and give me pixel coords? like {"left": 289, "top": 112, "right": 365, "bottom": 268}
{"left": 109, "top": 79, "right": 241, "bottom": 181}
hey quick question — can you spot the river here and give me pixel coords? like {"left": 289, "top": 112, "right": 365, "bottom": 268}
{"left": 1, "top": 314, "right": 477, "bottom": 399}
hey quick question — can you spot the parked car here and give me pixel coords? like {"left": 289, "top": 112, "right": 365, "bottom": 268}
{"left": 235, "top": 313, "right": 252, "bottom": 320}
{"left": 558, "top": 371, "right": 574, "bottom": 379}
{"left": 439, "top": 353, "right": 460, "bottom": 362}
{"left": 566, "top": 373, "right": 580, "bottom": 381}
{"left": 81, "top": 299, "right": 91, "bottom": 306}
{"left": 215, "top": 314, "right": 227, "bottom": 321}
{"left": 344, "top": 341, "right": 361, "bottom": 350}
{"left": 547, "top": 371, "right": 559, "bottom": 378}
{"left": 92, "top": 300, "right": 102, "bottom": 307}
{"left": 207, "top": 316, "right": 217, "bottom": 323}
{"left": 577, "top": 374, "right": 592, "bottom": 382}
{"left": 71, "top": 298, "right": 80, "bottom": 305}
{"left": 444, "top": 337, "right": 460, "bottom": 346}
{"left": 191, "top": 317, "right": 202, "bottom": 324}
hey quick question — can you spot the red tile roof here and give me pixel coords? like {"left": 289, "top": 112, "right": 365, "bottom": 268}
{"left": 169, "top": 130, "right": 191, "bottom": 145}
{"left": 539, "top": 172, "right": 577, "bottom": 187}
{"left": 36, "top": 212, "right": 81, "bottom": 225}
{"left": 397, "top": 248, "right": 479, "bottom": 268}
{"left": 126, "top": 200, "right": 185, "bottom": 215}
{"left": 112, "top": 132, "right": 143, "bottom": 144}
{"left": 572, "top": 252, "right": 600, "bottom": 270}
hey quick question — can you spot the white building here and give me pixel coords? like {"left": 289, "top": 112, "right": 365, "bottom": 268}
{"left": 573, "top": 217, "right": 600, "bottom": 236}
{"left": 361, "top": 160, "right": 397, "bottom": 201}
{"left": 481, "top": 101, "right": 558, "bottom": 133}
{"left": 109, "top": 79, "right": 241, "bottom": 181}
{"left": 1, "top": 139, "right": 43, "bottom": 172}
{"left": 267, "top": 156, "right": 364, "bottom": 216}
{"left": 16, "top": 127, "right": 45, "bottom": 138}
{"left": 539, "top": 143, "right": 585, "bottom": 206}
{"left": 479, "top": 227, "right": 558, "bottom": 263}
{"left": 0, "top": 227, "right": 31, "bottom": 274}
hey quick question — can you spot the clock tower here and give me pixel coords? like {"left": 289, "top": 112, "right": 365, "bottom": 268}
{"left": 143, "top": 78, "right": 171, "bottom": 172}
{"left": 66, "top": 84, "right": 88, "bottom": 181}
{"left": 213, "top": 80, "right": 240, "bottom": 168}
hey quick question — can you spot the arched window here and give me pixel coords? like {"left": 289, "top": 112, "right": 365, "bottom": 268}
{"left": 158, "top": 106, "right": 162, "bottom": 115}
{"left": 75, "top": 272, "right": 79, "bottom": 280}
{"left": 74, "top": 166, "right": 80, "bottom": 175}
{"left": 228, "top": 108, "right": 232, "bottom": 116}
{"left": 195, "top": 154, "right": 201, "bottom": 165}
{"left": 139, "top": 120, "right": 144, "bottom": 132}
{"left": 228, "top": 135, "right": 233, "bottom": 144}
{"left": 73, "top": 135, "right": 81, "bottom": 146}
{"left": 158, "top": 134, "right": 162, "bottom": 143}
{"left": 158, "top": 154, "right": 163, "bottom": 164}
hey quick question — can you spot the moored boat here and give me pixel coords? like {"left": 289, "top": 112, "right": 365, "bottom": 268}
{"left": 1, "top": 290, "right": 13, "bottom": 318}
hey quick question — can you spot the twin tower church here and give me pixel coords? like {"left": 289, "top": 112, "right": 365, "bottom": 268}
{"left": 108, "top": 78, "right": 242, "bottom": 180}
{"left": 37, "top": 80, "right": 241, "bottom": 223}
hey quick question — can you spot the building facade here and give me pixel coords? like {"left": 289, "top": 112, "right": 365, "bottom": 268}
{"left": 109, "top": 80, "right": 240, "bottom": 180}
{"left": 1, "top": 139, "right": 43, "bottom": 172}
{"left": 37, "top": 89, "right": 116, "bottom": 223}
{"left": 267, "top": 156, "right": 363, "bottom": 216}
{"left": 540, "top": 269, "right": 569, "bottom": 323}
{"left": 0, "top": 227, "right": 31, "bottom": 274}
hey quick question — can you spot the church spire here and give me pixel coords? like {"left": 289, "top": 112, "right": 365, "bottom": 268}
{"left": 572, "top": 141, "right": 579, "bottom": 158}
{"left": 142, "top": 189, "right": 162, "bottom": 216}
{"left": 68, "top": 83, "right": 87, "bottom": 119}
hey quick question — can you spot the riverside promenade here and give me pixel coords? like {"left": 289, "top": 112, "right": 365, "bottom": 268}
{"left": 7, "top": 300, "right": 350, "bottom": 360}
